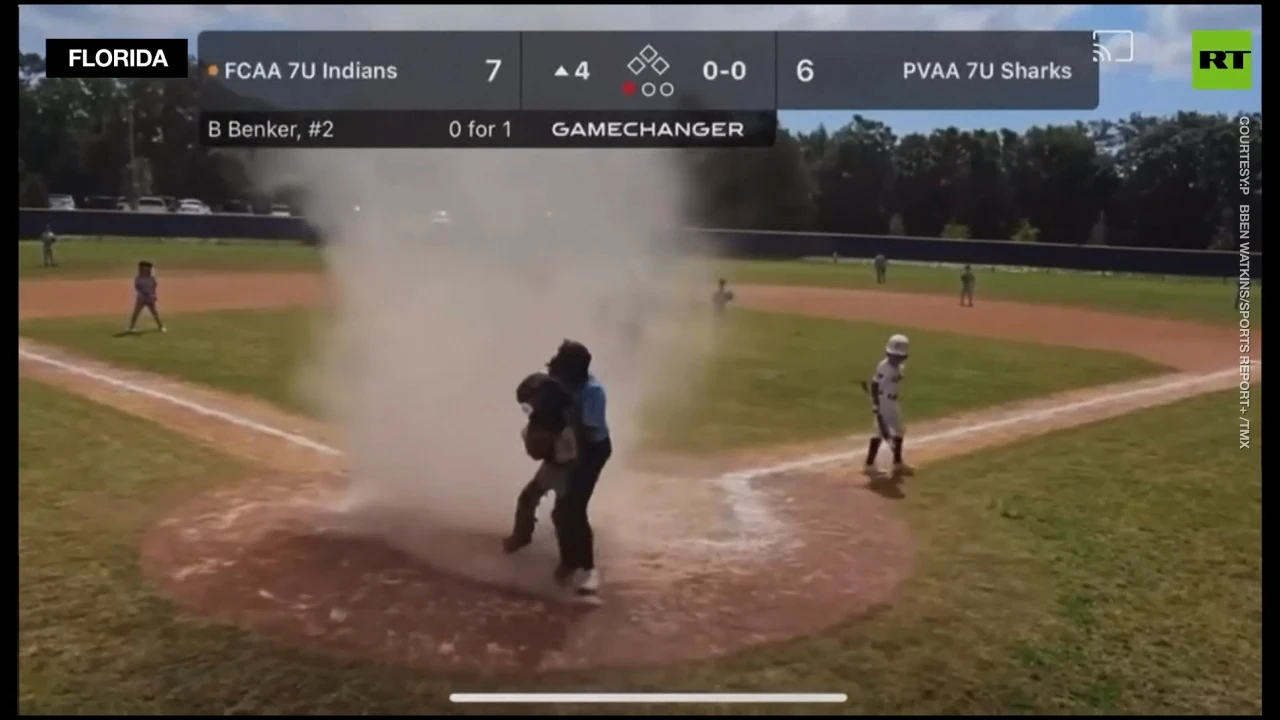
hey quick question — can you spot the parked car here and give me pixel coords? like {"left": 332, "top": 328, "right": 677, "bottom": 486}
{"left": 116, "top": 198, "right": 132, "bottom": 211}
{"left": 270, "top": 204, "right": 293, "bottom": 217}
{"left": 136, "top": 196, "right": 169, "bottom": 213}
{"left": 177, "top": 198, "right": 212, "bottom": 215}
{"left": 48, "top": 194, "right": 76, "bottom": 210}
{"left": 223, "top": 200, "right": 253, "bottom": 214}
{"left": 81, "top": 195, "right": 121, "bottom": 210}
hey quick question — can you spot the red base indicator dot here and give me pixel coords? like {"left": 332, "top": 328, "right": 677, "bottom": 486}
{"left": 622, "top": 81, "right": 638, "bottom": 97}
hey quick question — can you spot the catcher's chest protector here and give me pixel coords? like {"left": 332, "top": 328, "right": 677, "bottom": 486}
{"left": 516, "top": 372, "right": 575, "bottom": 461}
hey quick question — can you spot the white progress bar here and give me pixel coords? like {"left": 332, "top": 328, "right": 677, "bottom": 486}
{"left": 449, "top": 693, "right": 848, "bottom": 704}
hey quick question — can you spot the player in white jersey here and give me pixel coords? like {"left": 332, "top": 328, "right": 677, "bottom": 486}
{"left": 862, "top": 333, "right": 915, "bottom": 477}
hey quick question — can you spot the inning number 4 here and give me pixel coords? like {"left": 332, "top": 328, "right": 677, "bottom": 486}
{"left": 485, "top": 59, "right": 502, "bottom": 82}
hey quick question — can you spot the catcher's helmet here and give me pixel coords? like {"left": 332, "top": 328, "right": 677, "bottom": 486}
{"left": 885, "top": 334, "right": 910, "bottom": 356}
{"left": 516, "top": 371, "right": 553, "bottom": 410}
{"left": 516, "top": 370, "right": 574, "bottom": 435}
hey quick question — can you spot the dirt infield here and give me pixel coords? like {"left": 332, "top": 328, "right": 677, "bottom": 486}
{"left": 19, "top": 273, "right": 1248, "bottom": 372}
{"left": 738, "top": 284, "right": 1242, "bottom": 372}
{"left": 18, "top": 273, "right": 329, "bottom": 320}
{"left": 139, "top": 470, "right": 911, "bottom": 673}
{"left": 17, "top": 272, "right": 1256, "bottom": 672}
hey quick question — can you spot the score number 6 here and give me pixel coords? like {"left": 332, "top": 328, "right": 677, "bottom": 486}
{"left": 796, "top": 59, "right": 814, "bottom": 83}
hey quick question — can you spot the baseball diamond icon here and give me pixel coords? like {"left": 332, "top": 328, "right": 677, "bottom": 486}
{"left": 627, "top": 44, "right": 671, "bottom": 76}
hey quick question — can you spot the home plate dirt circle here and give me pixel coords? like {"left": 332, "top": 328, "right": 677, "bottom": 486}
{"left": 142, "top": 471, "right": 913, "bottom": 672}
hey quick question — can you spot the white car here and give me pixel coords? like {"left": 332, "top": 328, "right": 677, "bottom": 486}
{"left": 136, "top": 196, "right": 168, "bottom": 213}
{"left": 177, "top": 198, "right": 212, "bottom": 215}
{"left": 48, "top": 194, "right": 76, "bottom": 210}
{"left": 270, "top": 204, "right": 292, "bottom": 217}
{"left": 430, "top": 210, "right": 453, "bottom": 225}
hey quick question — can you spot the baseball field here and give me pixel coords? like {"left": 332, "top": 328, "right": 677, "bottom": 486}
{"left": 18, "top": 239, "right": 1261, "bottom": 714}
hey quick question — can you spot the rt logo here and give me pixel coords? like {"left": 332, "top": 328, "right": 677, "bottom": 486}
{"left": 1192, "top": 30, "right": 1253, "bottom": 90}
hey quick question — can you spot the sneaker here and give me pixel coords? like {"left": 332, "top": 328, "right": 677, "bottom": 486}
{"left": 893, "top": 462, "right": 916, "bottom": 477}
{"left": 575, "top": 569, "right": 601, "bottom": 595}
{"left": 862, "top": 463, "right": 881, "bottom": 477}
{"left": 159, "top": 326, "right": 168, "bottom": 333}
{"left": 502, "top": 534, "right": 531, "bottom": 554}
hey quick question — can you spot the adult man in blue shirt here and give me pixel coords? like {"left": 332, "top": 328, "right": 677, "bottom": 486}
{"left": 546, "top": 340, "right": 611, "bottom": 599}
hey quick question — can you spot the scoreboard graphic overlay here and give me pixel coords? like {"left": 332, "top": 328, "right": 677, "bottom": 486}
{"left": 198, "top": 31, "right": 1100, "bottom": 149}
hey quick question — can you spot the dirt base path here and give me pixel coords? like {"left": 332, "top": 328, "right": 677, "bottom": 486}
{"left": 19, "top": 274, "right": 1254, "bottom": 373}
{"left": 738, "top": 284, "right": 1246, "bottom": 372}
{"left": 18, "top": 272, "right": 330, "bottom": 320}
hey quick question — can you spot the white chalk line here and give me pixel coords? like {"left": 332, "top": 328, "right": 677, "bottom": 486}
{"left": 17, "top": 347, "right": 1246, "bottom": 553}
{"left": 18, "top": 348, "right": 341, "bottom": 457}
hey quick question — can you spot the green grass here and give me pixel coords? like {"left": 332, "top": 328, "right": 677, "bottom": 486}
{"left": 720, "top": 258, "right": 1255, "bottom": 325}
{"left": 18, "top": 238, "right": 324, "bottom": 278}
{"left": 19, "top": 380, "right": 1261, "bottom": 714}
{"left": 19, "top": 308, "right": 1167, "bottom": 453}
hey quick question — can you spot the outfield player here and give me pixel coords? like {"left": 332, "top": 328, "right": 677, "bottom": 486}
{"left": 863, "top": 334, "right": 914, "bottom": 477}
{"left": 126, "top": 261, "right": 167, "bottom": 333}
{"left": 40, "top": 224, "right": 58, "bottom": 268}
{"left": 712, "top": 278, "right": 735, "bottom": 315}
{"left": 960, "top": 264, "right": 976, "bottom": 307}
{"left": 874, "top": 253, "right": 888, "bottom": 284}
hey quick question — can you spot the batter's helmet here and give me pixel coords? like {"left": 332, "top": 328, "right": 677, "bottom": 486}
{"left": 885, "top": 334, "right": 910, "bottom": 356}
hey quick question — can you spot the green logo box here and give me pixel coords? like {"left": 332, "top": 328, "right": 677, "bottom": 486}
{"left": 1192, "top": 30, "right": 1253, "bottom": 90}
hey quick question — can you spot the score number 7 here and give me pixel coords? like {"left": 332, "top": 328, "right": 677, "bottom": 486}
{"left": 486, "top": 59, "right": 502, "bottom": 82}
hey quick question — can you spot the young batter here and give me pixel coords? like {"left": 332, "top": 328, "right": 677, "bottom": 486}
{"left": 863, "top": 334, "right": 914, "bottom": 477}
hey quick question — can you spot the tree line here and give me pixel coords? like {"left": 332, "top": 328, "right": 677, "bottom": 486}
{"left": 20, "top": 51, "right": 1263, "bottom": 249}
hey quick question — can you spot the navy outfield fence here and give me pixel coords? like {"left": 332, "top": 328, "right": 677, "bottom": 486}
{"left": 19, "top": 208, "right": 1261, "bottom": 279}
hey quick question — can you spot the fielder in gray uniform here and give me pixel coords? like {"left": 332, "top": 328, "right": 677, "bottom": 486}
{"left": 41, "top": 224, "right": 58, "bottom": 268}
{"left": 126, "top": 261, "right": 167, "bottom": 333}
{"left": 712, "top": 278, "right": 735, "bottom": 316}
{"left": 960, "top": 264, "right": 976, "bottom": 307}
